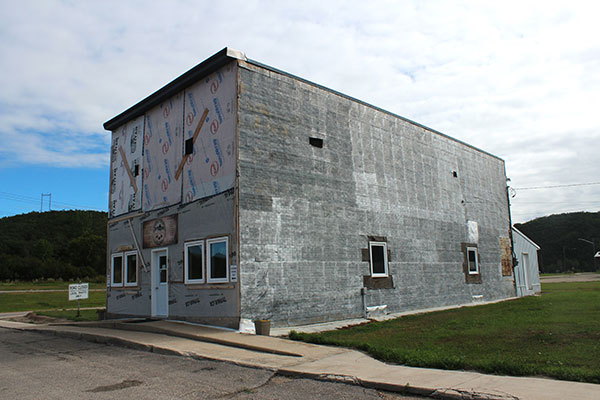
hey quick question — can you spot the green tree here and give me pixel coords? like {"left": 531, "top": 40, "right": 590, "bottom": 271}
{"left": 33, "top": 239, "right": 54, "bottom": 260}
{"left": 67, "top": 233, "right": 106, "bottom": 275}
{"left": 0, "top": 210, "right": 107, "bottom": 281}
{"left": 515, "top": 211, "right": 600, "bottom": 273}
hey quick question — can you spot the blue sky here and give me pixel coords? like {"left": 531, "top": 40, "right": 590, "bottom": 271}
{"left": 0, "top": 166, "right": 108, "bottom": 215}
{"left": 1, "top": 0, "right": 599, "bottom": 223}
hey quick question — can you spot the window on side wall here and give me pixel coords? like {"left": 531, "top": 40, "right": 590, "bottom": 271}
{"left": 124, "top": 251, "right": 138, "bottom": 286}
{"left": 467, "top": 247, "right": 479, "bottom": 275}
{"left": 369, "top": 241, "right": 388, "bottom": 277}
{"left": 111, "top": 254, "right": 124, "bottom": 287}
{"left": 207, "top": 236, "right": 229, "bottom": 283}
{"left": 184, "top": 240, "right": 205, "bottom": 284}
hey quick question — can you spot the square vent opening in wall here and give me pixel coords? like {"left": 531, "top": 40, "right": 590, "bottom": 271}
{"left": 309, "top": 137, "right": 323, "bottom": 148}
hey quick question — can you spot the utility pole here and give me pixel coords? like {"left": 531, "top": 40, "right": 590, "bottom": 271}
{"left": 41, "top": 193, "right": 51, "bottom": 212}
{"left": 578, "top": 238, "right": 596, "bottom": 271}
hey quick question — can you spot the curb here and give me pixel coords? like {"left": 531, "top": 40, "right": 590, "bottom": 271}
{"left": 276, "top": 368, "right": 519, "bottom": 400}
{"left": 3, "top": 323, "right": 279, "bottom": 372}
{"left": 66, "top": 320, "right": 303, "bottom": 357}
{"left": 1, "top": 323, "right": 517, "bottom": 400}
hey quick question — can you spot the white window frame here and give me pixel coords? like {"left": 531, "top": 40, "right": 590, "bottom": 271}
{"left": 207, "top": 236, "right": 229, "bottom": 283}
{"left": 111, "top": 253, "right": 124, "bottom": 287}
{"left": 124, "top": 250, "right": 138, "bottom": 287}
{"left": 369, "top": 241, "right": 389, "bottom": 277}
{"left": 467, "top": 247, "right": 479, "bottom": 275}
{"left": 184, "top": 240, "right": 205, "bottom": 284}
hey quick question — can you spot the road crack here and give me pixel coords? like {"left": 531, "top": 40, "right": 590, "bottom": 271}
{"left": 85, "top": 379, "right": 144, "bottom": 393}
{"left": 217, "top": 370, "right": 277, "bottom": 398}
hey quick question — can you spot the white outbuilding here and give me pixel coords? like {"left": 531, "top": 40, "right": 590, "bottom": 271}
{"left": 512, "top": 227, "right": 541, "bottom": 296}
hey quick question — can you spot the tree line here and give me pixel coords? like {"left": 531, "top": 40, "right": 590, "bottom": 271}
{"left": 0, "top": 209, "right": 597, "bottom": 281}
{"left": 515, "top": 211, "right": 599, "bottom": 273}
{"left": 0, "top": 210, "right": 107, "bottom": 281}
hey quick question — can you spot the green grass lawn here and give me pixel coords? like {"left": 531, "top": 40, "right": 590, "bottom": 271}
{"left": 0, "top": 289, "right": 105, "bottom": 312}
{"left": 290, "top": 281, "right": 600, "bottom": 384}
{"left": 36, "top": 309, "right": 100, "bottom": 322}
{"left": 0, "top": 281, "right": 106, "bottom": 291}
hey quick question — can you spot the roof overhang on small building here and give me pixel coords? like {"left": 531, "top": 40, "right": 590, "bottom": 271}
{"left": 512, "top": 226, "right": 541, "bottom": 250}
{"left": 103, "top": 47, "right": 246, "bottom": 131}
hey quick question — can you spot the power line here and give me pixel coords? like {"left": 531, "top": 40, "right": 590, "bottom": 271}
{"left": 0, "top": 191, "right": 40, "bottom": 205}
{"left": 0, "top": 191, "right": 104, "bottom": 211}
{"left": 514, "top": 181, "right": 600, "bottom": 190}
{"left": 51, "top": 199, "right": 104, "bottom": 210}
{"left": 514, "top": 201, "right": 600, "bottom": 205}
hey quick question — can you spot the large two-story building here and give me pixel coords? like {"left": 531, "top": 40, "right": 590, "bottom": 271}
{"left": 104, "top": 48, "right": 516, "bottom": 328}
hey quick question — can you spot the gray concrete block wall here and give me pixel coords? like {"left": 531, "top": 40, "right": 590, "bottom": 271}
{"left": 237, "top": 62, "right": 514, "bottom": 327}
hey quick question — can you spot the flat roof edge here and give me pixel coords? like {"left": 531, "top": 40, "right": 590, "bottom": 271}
{"left": 103, "top": 47, "right": 246, "bottom": 131}
{"left": 103, "top": 48, "right": 503, "bottom": 163}
{"left": 243, "top": 59, "right": 504, "bottom": 162}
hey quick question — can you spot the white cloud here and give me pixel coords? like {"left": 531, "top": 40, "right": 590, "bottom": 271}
{"left": 0, "top": 0, "right": 598, "bottom": 220}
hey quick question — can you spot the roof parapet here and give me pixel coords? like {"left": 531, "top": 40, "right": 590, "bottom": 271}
{"left": 103, "top": 47, "right": 243, "bottom": 131}
{"left": 226, "top": 47, "right": 247, "bottom": 61}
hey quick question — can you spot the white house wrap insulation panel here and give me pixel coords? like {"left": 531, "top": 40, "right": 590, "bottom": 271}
{"left": 182, "top": 63, "right": 237, "bottom": 203}
{"left": 109, "top": 115, "right": 144, "bottom": 217}
{"left": 142, "top": 93, "right": 184, "bottom": 210}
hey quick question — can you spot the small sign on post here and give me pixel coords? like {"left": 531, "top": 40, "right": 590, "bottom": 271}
{"left": 69, "top": 283, "right": 89, "bottom": 317}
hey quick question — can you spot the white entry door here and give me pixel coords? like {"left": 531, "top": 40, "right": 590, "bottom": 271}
{"left": 515, "top": 265, "right": 526, "bottom": 297}
{"left": 152, "top": 249, "right": 168, "bottom": 318}
{"left": 522, "top": 253, "right": 530, "bottom": 291}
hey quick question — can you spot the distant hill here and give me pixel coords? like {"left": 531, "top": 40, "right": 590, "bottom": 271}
{"left": 2, "top": 209, "right": 596, "bottom": 279}
{"left": 0, "top": 210, "right": 107, "bottom": 281}
{"left": 515, "top": 211, "right": 600, "bottom": 273}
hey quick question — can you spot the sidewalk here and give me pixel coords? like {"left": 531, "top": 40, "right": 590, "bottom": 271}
{"left": 0, "top": 318, "right": 597, "bottom": 400}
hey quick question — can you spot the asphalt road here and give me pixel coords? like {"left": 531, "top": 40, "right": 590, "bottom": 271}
{"left": 0, "top": 328, "right": 421, "bottom": 399}
{"left": 540, "top": 272, "right": 600, "bottom": 283}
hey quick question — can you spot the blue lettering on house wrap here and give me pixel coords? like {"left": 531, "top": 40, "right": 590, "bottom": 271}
{"left": 213, "top": 139, "right": 223, "bottom": 166}
{"left": 165, "top": 122, "right": 172, "bottom": 145}
{"left": 213, "top": 181, "right": 220, "bottom": 194}
{"left": 144, "top": 184, "right": 150, "bottom": 206}
{"left": 164, "top": 159, "right": 172, "bottom": 183}
{"left": 188, "top": 93, "right": 198, "bottom": 117}
{"left": 146, "top": 115, "right": 153, "bottom": 138}
{"left": 217, "top": 72, "right": 223, "bottom": 83}
{"left": 199, "top": 137, "right": 210, "bottom": 163}
{"left": 145, "top": 149, "right": 152, "bottom": 173}
{"left": 187, "top": 170, "right": 196, "bottom": 196}
{"left": 213, "top": 98, "right": 223, "bottom": 123}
